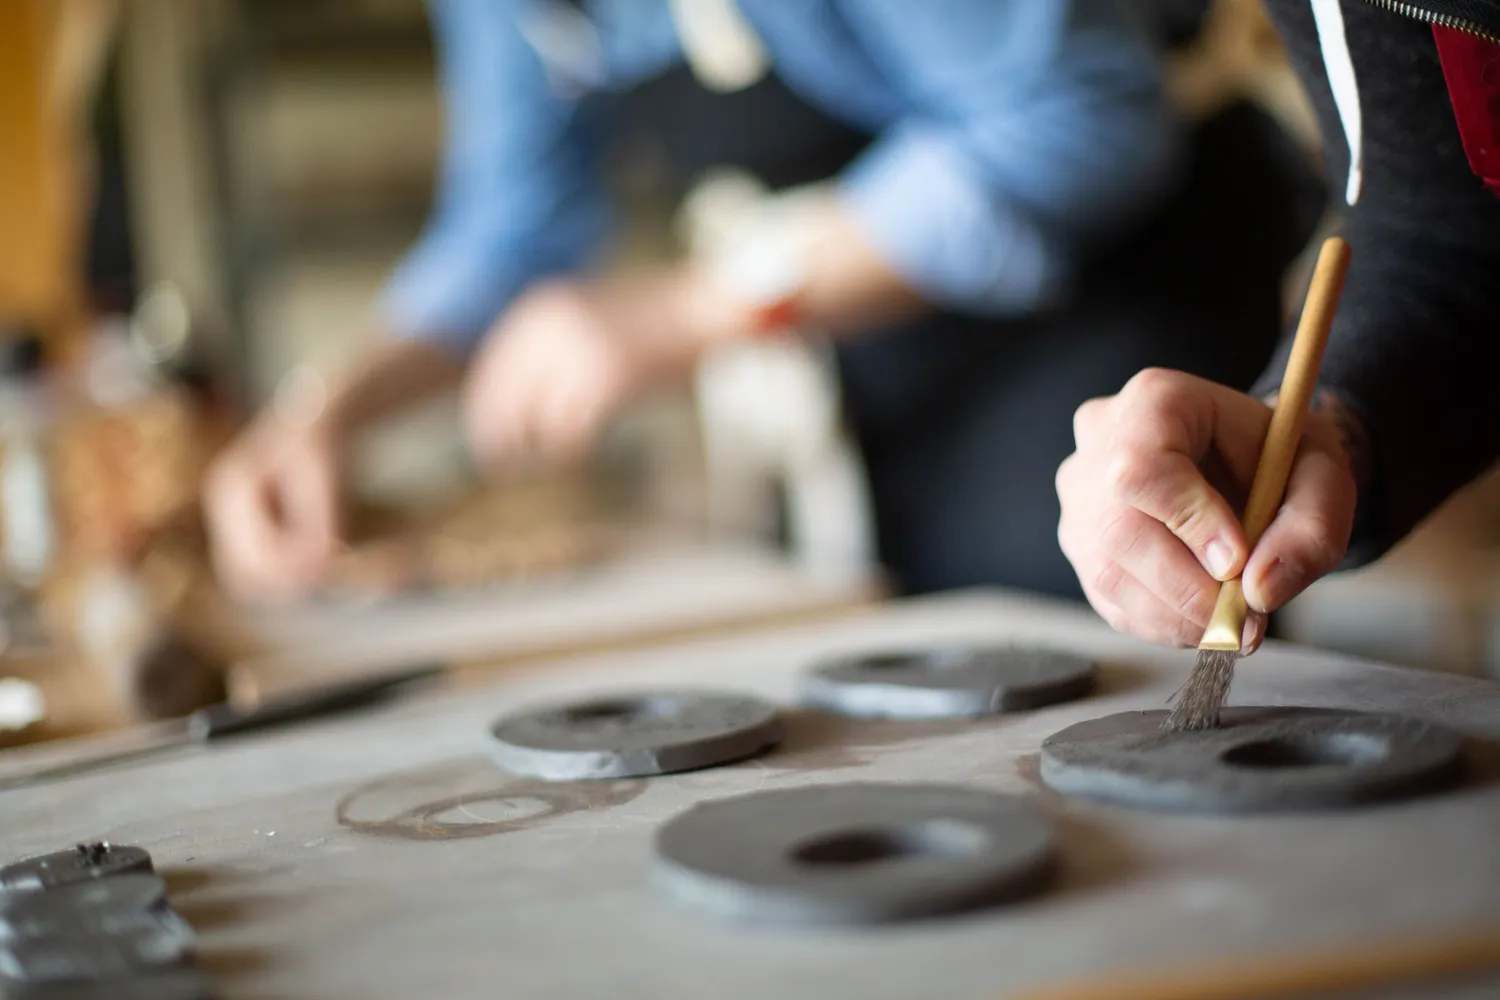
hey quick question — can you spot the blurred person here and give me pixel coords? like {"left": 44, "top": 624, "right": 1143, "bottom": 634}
{"left": 1057, "top": 0, "right": 1500, "bottom": 652}
{"left": 206, "top": 0, "right": 1317, "bottom": 602}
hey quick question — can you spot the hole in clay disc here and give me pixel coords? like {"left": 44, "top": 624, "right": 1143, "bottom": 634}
{"left": 789, "top": 820, "right": 990, "bottom": 867}
{"left": 859, "top": 649, "right": 968, "bottom": 672}
{"left": 1220, "top": 733, "right": 1388, "bottom": 770}
{"left": 564, "top": 697, "right": 675, "bottom": 725}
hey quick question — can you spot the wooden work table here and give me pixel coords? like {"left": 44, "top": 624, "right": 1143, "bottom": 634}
{"left": 2, "top": 589, "right": 1500, "bottom": 998}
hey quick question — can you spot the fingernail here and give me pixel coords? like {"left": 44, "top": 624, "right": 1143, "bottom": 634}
{"left": 1205, "top": 540, "right": 1235, "bottom": 580}
{"left": 1241, "top": 612, "right": 1267, "bottom": 654}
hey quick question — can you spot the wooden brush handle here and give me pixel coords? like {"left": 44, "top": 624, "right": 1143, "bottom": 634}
{"left": 1201, "top": 237, "right": 1349, "bottom": 646}
{"left": 1239, "top": 236, "right": 1350, "bottom": 548}
{"left": 1011, "top": 923, "right": 1500, "bottom": 1000}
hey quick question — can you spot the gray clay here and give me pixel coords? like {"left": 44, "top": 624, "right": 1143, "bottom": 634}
{"left": 0, "top": 875, "right": 184, "bottom": 943}
{"left": 0, "top": 845, "right": 153, "bottom": 894}
{"left": 652, "top": 782, "right": 1056, "bottom": 926}
{"left": 490, "top": 690, "right": 784, "bottom": 780}
{"left": 800, "top": 646, "right": 1096, "bottom": 719}
{"left": 0, "top": 924, "right": 194, "bottom": 984}
{"left": 1, "top": 969, "right": 217, "bottom": 1000}
{"left": 1039, "top": 707, "right": 1465, "bottom": 814}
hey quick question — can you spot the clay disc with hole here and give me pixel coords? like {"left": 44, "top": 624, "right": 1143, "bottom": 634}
{"left": 652, "top": 782, "right": 1056, "bottom": 926}
{"left": 1039, "top": 707, "right": 1465, "bottom": 814}
{"left": 489, "top": 690, "right": 784, "bottom": 780}
{"left": 800, "top": 646, "right": 1096, "bottom": 719}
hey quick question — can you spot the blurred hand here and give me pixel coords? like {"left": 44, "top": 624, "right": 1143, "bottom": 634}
{"left": 1056, "top": 368, "right": 1360, "bottom": 652}
{"left": 204, "top": 401, "right": 343, "bottom": 603}
{"left": 463, "top": 275, "right": 728, "bottom": 465}
{"left": 204, "top": 341, "right": 462, "bottom": 602}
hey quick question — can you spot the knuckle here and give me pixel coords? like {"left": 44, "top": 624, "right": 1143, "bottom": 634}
{"left": 1282, "top": 509, "right": 1350, "bottom": 573}
{"left": 1162, "top": 495, "right": 1215, "bottom": 545}
{"left": 1167, "top": 575, "right": 1211, "bottom": 623}
{"left": 1103, "top": 446, "right": 1153, "bottom": 501}
{"left": 1097, "top": 509, "right": 1145, "bottom": 560}
{"left": 1121, "top": 366, "right": 1183, "bottom": 404}
{"left": 1054, "top": 454, "right": 1079, "bottom": 500}
{"left": 1072, "top": 397, "right": 1109, "bottom": 444}
{"left": 1090, "top": 558, "right": 1129, "bottom": 601}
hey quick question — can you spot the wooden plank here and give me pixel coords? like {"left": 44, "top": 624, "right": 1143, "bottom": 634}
{"left": 216, "top": 543, "right": 883, "bottom": 703}
{"left": 2, "top": 589, "right": 1499, "bottom": 999}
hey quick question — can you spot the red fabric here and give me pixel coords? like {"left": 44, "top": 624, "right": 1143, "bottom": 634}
{"left": 1433, "top": 25, "right": 1500, "bottom": 199}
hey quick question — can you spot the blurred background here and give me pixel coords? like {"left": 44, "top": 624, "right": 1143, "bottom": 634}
{"left": 3, "top": 0, "right": 1499, "bottom": 751}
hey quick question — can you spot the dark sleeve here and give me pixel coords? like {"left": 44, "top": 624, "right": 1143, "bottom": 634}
{"left": 1254, "top": 0, "right": 1500, "bottom": 566}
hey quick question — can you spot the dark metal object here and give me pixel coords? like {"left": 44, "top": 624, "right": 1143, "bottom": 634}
{"left": 490, "top": 690, "right": 784, "bottom": 780}
{"left": 0, "top": 924, "right": 193, "bottom": 983}
{"left": 0, "top": 875, "right": 178, "bottom": 942}
{"left": 800, "top": 646, "right": 1096, "bottom": 719}
{"left": 652, "top": 782, "right": 1057, "bottom": 926}
{"left": 0, "top": 968, "right": 216, "bottom": 999}
{"left": 0, "top": 664, "right": 445, "bottom": 792}
{"left": 1039, "top": 707, "right": 1466, "bottom": 813}
{"left": 0, "top": 846, "right": 152, "bottom": 894}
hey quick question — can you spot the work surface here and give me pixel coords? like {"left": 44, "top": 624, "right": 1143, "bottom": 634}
{"left": 4, "top": 589, "right": 1500, "bottom": 999}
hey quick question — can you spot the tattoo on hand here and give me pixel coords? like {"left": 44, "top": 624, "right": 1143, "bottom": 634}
{"left": 1258, "top": 387, "right": 1373, "bottom": 490}
{"left": 1310, "top": 389, "right": 1373, "bottom": 490}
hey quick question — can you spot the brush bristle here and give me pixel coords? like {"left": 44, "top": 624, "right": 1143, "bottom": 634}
{"left": 1164, "top": 648, "right": 1240, "bottom": 731}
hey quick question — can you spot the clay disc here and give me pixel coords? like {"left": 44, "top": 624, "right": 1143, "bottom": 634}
{"left": 0, "top": 845, "right": 153, "bottom": 894}
{"left": 489, "top": 690, "right": 784, "bottom": 780}
{"left": 800, "top": 646, "right": 1096, "bottom": 719}
{"left": 652, "top": 782, "right": 1057, "bottom": 926}
{"left": 1040, "top": 707, "right": 1465, "bottom": 814}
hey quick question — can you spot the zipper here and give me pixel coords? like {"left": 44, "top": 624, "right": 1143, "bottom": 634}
{"left": 1360, "top": 0, "right": 1500, "bottom": 43}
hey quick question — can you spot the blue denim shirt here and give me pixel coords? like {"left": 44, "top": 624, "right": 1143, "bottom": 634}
{"left": 383, "top": 0, "right": 1182, "bottom": 353}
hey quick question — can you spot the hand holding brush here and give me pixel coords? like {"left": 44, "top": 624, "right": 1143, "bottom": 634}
{"left": 1165, "top": 236, "right": 1351, "bottom": 731}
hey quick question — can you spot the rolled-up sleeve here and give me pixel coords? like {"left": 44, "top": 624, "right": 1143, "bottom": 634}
{"left": 835, "top": 0, "right": 1182, "bottom": 316}
{"left": 381, "top": 0, "right": 610, "bottom": 354}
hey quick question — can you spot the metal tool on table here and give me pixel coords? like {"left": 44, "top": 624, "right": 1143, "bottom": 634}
{"left": 0, "top": 663, "right": 444, "bottom": 792}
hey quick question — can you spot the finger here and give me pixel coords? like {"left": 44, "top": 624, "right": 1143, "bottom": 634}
{"left": 1082, "top": 562, "right": 1204, "bottom": 647}
{"left": 1242, "top": 441, "right": 1357, "bottom": 613}
{"left": 464, "top": 352, "right": 528, "bottom": 466}
{"left": 1241, "top": 610, "right": 1268, "bottom": 655}
{"left": 540, "top": 379, "right": 605, "bottom": 460}
{"left": 1099, "top": 507, "right": 1219, "bottom": 628}
{"left": 1116, "top": 368, "right": 1274, "bottom": 480}
{"left": 207, "top": 467, "right": 297, "bottom": 599}
{"left": 552, "top": 354, "right": 625, "bottom": 458}
{"left": 1106, "top": 446, "right": 1247, "bottom": 581}
{"left": 276, "top": 444, "right": 341, "bottom": 583}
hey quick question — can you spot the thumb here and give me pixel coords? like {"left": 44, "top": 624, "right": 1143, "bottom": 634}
{"left": 1241, "top": 440, "right": 1356, "bottom": 614}
{"left": 1111, "top": 450, "right": 1249, "bottom": 582}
